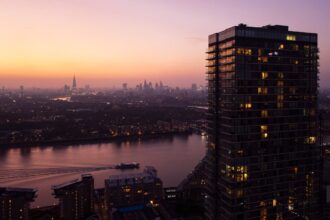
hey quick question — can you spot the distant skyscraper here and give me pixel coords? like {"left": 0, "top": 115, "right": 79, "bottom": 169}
{"left": 72, "top": 75, "right": 77, "bottom": 91}
{"left": 206, "top": 24, "right": 320, "bottom": 219}
{"left": 122, "top": 83, "right": 128, "bottom": 90}
{"left": 19, "top": 85, "right": 24, "bottom": 98}
{"left": 191, "top": 83, "right": 198, "bottom": 91}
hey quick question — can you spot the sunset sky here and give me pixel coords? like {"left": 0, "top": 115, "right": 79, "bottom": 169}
{"left": 0, "top": 0, "right": 329, "bottom": 88}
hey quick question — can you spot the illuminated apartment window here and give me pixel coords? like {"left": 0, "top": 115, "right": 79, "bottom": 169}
{"left": 288, "top": 196, "right": 294, "bottom": 210}
{"left": 277, "top": 95, "right": 284, "bottom": 101}
{"left": 246, "top": 103, "right": 252, "bottom": 109}
{"left": 258, "top": 87, "right": 268, "bottom": 95}
{"left": 237, "top": 48, "right": 244, "bottom": 55}
{"left": 261, "top": 125, "right": 268, "bottom": 139}
{"left": 277, "top": 81, "right": 284, "bottom": 87}
{"left": 261, "top": 125, "right": 268, "bottom": 132}
{"left": 261, "top": 110, "right": 268, "bottom": 118}
{"left": 123, "top": 187, "right": 131, "bottom": 193}
{"left": 237, "top": 48, "right": 252, "bottom": 56}
{"left": 279, "top": 44, "right": 284, "bottom": 49}
{"left": 226, "top": 165, "right": 248, "bottom": 182}
{"left": 293, "top": 167, "right": 298, "bottom": 174}
{"left": 272, "top": 199, "right": 277, "bottom": 207}
{"left": 261, "top": 72, "right": 268, "bottom": 79}
{"left": 237, "top": 149, "right": 244, "bottom": 155}
{"left": 245, "top": 49, "right": 252, "bottom": 55}
{"left": 258, "top": 56, "right": 268, "bottom": 63}
{"left": 260, "top": 201, "right": 267, "bottom": 220}
{"left": 294, "top": 60, "right": 299, "bottom": 64}
{"left": 277, "top": 95, "right": 284, "bottom": 108}
{"left": 241, "top": 103, "right": 252, "bottom": 109}
{"left": 286, "top": 35, "right": 296, "bottom": 41}
{"left": 306, "top": 136, "right": 316, "bottom": 144}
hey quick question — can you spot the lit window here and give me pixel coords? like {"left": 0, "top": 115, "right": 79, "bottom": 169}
{"left": 277, "top": 81, "right": 284, "bottom": 87}
{"left": 272, "top": 199, "right": 277, "bottom": 207}
{"left": 237, "top": 150, "right": 244, "bottom": 155}
{"left": 288, "top": 196, "right": 294, "bottom": 210}
{"left": 237, "top": 48, "right": 252, "bottom": 55}
{"left": 277, "top": 95, "right": 284, "bottom": 101}
{"left": 279, "top": 44, "right": 284, "bottom": 49}
{"left": 261, "top": 110, "right": 268, "bottom": 118}
{"left": 293, "top": 167, "right": 298, "bottom": 174}
{"left": 286, "top": 35, "right": 296, "bottom": 41}
{"left": 245, "top": 49, "right": 252, "bottom": 55}
{"left": 241, "top": 103, "right": 252, "bottom": 109}
{"left": 261, "top": 125, "right": 268, "bottom": 132}
{"left": 306, "top": 136, "right": 316, "bottom": 144}
{"left": 294, "top": 60, "right": 299, "bottom": 64}
{"left": 123, "top": 187, "right": 131, "bottom": 193}
{"left": 258, "top": 56, "right": 268, "bottom": 63}
{"left": 261, "top": 72, "right": 268, "bottom": 79}
{"left": 278, "top": 72, "right": 284, "bottom": 79}
{"left": 258, "top": 87, "right": 268, "bottom": 95}
{"left": 257, "top": 87, "right": 262, "bottom": 94}
{"left": 260, "top": 203, "right": 267, "bottom": 220}
{"left": 261, "top": 125, "right": 268, "bottom": 138}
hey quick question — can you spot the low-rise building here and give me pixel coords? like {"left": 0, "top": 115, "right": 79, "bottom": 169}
{"left": 105, "top": 166, "right": 163, "bottom": 211}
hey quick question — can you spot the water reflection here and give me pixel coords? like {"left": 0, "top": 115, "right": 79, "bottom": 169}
{"left": 0, "top": 134, "right": 205, "bottom": 207}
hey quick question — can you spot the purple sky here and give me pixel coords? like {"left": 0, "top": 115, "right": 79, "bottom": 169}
{"left": 0, "top": 0, "right": 329, "bottom": 88}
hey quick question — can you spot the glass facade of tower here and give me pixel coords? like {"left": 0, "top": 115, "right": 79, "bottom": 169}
{"left": 205, "top": 25, "right": 320, "bottom": 220}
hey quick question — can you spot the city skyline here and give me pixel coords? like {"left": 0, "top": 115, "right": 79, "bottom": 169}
{"left": 1, "top": 0, "right": 330, "bottom": 88}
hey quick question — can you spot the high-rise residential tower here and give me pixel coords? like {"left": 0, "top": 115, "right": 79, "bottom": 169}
{"left": 205, "top": 24, "right": 320, "bottom": 220}
{"left": 52, "top": 174, "right": 94, "bottom": 220}
{"left": 0, "top": 187, "right": 37, "bottom": 220}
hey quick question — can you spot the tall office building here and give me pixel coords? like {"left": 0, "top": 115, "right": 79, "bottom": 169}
{"left": 205, "top": 24, "right": 320, "bottom": 219}
{"left": 72, "top": 74, "right": 77, "bottom": 90}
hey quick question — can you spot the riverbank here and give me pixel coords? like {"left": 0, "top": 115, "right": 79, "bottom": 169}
{"left": 0, "top": 130, "right": 194, "bottom": 149}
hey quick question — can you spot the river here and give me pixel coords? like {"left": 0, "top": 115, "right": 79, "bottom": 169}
{"left": 0, "top": 134, "right": 206, "bottom": 207}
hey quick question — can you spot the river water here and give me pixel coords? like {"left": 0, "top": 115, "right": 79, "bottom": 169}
{"left": 0, "top": 134, "right": 206, "bottom": 207}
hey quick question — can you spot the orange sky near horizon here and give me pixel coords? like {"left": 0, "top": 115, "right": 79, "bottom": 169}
{"left": 1, "top": 0, "right": 329, "bottom": 88}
